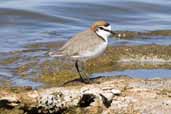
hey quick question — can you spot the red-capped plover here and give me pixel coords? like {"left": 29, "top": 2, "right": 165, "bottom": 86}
{"left": 49, "top": 21, "right": 115, "bottom": 83}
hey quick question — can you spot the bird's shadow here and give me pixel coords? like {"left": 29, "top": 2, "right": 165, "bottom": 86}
{"left": 62, "top": 76, "right": 103, "bottom": 86}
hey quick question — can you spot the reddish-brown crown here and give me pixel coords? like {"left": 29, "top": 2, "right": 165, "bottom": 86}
{"left": 91, "top": 21, "right": 109, "bottom": 32}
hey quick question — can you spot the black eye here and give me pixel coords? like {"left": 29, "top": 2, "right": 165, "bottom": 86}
{"left": 99, "top": 27, "right": 103, "bottom": 30}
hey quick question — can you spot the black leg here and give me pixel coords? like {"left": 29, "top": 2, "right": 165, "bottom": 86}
{"left": 75, "top": 60, "right": 84, "bottom": 81}
{"left": 75, "top": 60, "right": 90, "bottom": 84}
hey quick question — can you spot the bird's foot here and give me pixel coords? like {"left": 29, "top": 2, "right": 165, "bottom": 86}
{"left": 80, "top": 77, "right": 93, "bottom": 84}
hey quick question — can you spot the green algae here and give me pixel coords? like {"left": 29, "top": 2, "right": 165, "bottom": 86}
{"left": 25, "top": 41, "right": 65, "bottom": 49}
{"left": 36, "top": 59, "right": 79, "bottom": 86}
{"left": 113, "top": 30, "right": 171, "bottom": 39}
{"left": 113, "top": 31, "right": 140, "bottom": 39}
{"left": 39, "top": 70, "right": 79, "bottom": 86}
{"left": 146, "top": 30, "right": 171, "bottom": 36}
{"left": 16, "top": 62, "right": 37, "bottom": 77}
{"left": 86, "top": 45, "right": 171, "bottom": 73}
{"left": 0, "top": 56, "right": 20, "bottom": 65}
{"left": 14, "top": 45, "right": 171, "bottom": 87}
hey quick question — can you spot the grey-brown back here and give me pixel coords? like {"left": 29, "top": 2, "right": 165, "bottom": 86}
{"left": 59, "top": 29, "right": 104, "bottom": 57}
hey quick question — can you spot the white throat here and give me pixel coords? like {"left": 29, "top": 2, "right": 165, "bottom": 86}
{"left": 96, "top": 25, "right": 111, "bottom": 42}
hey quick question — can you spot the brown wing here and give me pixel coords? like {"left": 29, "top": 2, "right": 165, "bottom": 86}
{"left": 59, "top": 29, "right": 104, "bottom": 56}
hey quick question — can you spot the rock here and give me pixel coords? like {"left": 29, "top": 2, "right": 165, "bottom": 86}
{"left": 0, "top": 77, "right": 171, "bottom": 114}
{"left": 37, "top": 86, "right": 121, "bottom": 113}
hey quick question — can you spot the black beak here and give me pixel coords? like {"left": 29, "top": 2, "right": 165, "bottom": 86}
{"left": 109, "top": 30, "right": 116, "bottom": 36}
{"left": 98, "top": 27, "right": 116, "bottom": 36}
{"left": 105, "top": 29, "right": 116, "bottom": 36}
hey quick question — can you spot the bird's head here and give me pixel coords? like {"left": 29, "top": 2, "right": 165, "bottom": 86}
{"left": 91, "top": 21, "right": 115, "bottom": 39}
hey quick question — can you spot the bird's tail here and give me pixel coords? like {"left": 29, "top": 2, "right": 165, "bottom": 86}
{"left": 48, "top": 50, "right": 64, "bottom": 57}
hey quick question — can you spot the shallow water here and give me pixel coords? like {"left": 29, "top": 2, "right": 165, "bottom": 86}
{"left": 93, "top": 69, "right": 171, "bottom": 79}
{"left": 0, "top": 0, "right": 171, "bottom": 88}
